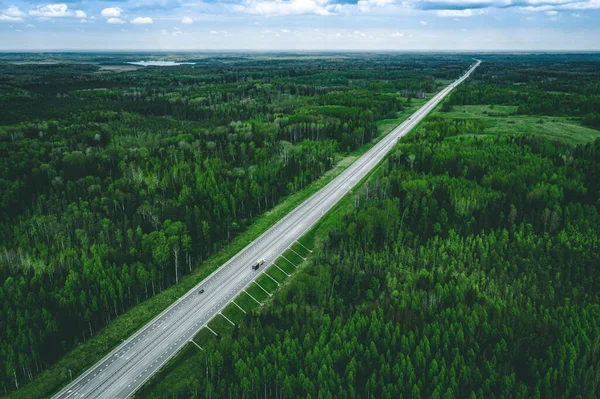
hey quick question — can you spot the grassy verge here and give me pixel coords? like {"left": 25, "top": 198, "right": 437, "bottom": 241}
{"left": 5, "top": 92, "right": 429, "bottom": 399}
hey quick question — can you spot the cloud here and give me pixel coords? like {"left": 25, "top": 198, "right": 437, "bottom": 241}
{"left": 209, "top": 30, "right": 218, "bottom": 34}
{"left": 0, "top": 14, "right": 23, "bottom": 22}
{"left": 29, "top": 4, "right": 84, "bottom": 18}
{"left": 521, "top": 0, "right": 600, "bottom": 10}
{"left": 4, "top": 6, "right": 25, "bottom": 18}
{"left": 545, "top": 9, "right": 558, "bottom": 14}
{"left": 107, "top": 17, "right": 125, "bottom": 24}
{"left": 0, "top": 7, "right": 25, "bottom": 22}
{"left": 420, "top": 19, "right": 428, "bottom": 24}
{"left": 436, "top": 8, "right": 485, "bottom": 15}
{"left": 358, "top": 0, "right": 394, "bottom": 12}
{"left": 390, "top": 31, "right": 404, "bottom": 36}
{"left": 417, "top": 0, "right": 600, "bottom": 12}
{"left": 130, "top": 16, "right": 153, "bottom": 24}
{"left": 27, "top": 4, "right": 87, "bottom": 19}
{"left": 233, "top": 0, "right": 334, "bottom": 16}
{"left": 101, "top": 8, "right": 122, "bottom": 18}
{"left": 418, "top": 0, "right": 498, "bottom": 10}
{"left": 181, "top": 16, "right": 193, "bottom": 23}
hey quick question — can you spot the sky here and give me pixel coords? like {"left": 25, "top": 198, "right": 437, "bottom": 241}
{"left": 0, "top": 0, "right": 599, "bottom": 50}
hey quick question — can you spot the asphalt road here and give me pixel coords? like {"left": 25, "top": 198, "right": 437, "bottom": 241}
{"left": 52, "top": 60, "right": 480, "bottom": 399}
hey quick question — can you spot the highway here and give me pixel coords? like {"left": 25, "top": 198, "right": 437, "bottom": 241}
{"left": 52, "top": 60, "right": 480, "bottom": 399}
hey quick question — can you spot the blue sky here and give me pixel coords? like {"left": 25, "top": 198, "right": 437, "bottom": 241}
{"left": 0, "top": 0, "right": 599, "bottom": 50}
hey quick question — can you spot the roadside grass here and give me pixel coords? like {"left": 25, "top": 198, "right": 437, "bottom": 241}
{"left": 221, "top": 303, "right": 246, "bottom": 324}
{"left": 279, "top": 253, "right": 299, "bottom": 270}
{"left": 245, "top": 284, "right": 269, "bottom": 303}
{"left": 207, "top": 315, "right": 234, "bottom": 336}
{"left": 282, "top": 249, "right": 304, "bottom": 266}
{"left": 7, "top": 84, "right": 433, "bottom": 399}
{"left": 191, "top": 328, "right": 214, "bottom": 345}
{"left": 273, "top": 258, "right": 296, "bottom": 275}
{"left": 289, "top": 244, "right": 309, "bottom": 259}
{"left": 265, "top": 265, "right": 287, "bottom": 282}
{"left": 261, "top": 268, "right": 283, "bottom": 287}
{"left": 255, "top": 273, "right": 278, "bottom": 293}
{"left": 235, "top": 291, "right": 262, "bottom": 312}
{"left": 436, "top": 105, "right": 600, "bottom": 146}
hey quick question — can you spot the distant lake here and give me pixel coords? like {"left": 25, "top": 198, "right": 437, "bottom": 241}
{"left": 126, "top": 61, "right": 195, "bottom": 67}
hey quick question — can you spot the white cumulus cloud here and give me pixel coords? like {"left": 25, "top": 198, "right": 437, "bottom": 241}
{"left": 30, "top": 4, "right": 70, "bottom": 17}
{"left": 420, "top": 20, "right": 428, "bottom": 24}
{"left": 436, "top": 9, "right": 484, "bottom": 16}
{"left": 234, "top": 0, "right": 334, "bottom": 16}
{"left": 0, "top": 14, "right": 23, "bottom": 21}
{"left": 101, "top": 7, "right": 122, "bottom": 17}
{"left": 4, "top": 6, "right": 25, "bottom": 17}
{"left": 28, "top": 4, "right": 87, "bottom": 19}
{"left": 358, "top": 0, "right": 394, "bottom": 12}
{"left": 181, "top": 16, "right": 193, "bottom": 24}
{"left": 130, "top": 17, "right": 153, "bottom": 24}
{"left": 107, "top": 17, "right": 125, "bottom": 24}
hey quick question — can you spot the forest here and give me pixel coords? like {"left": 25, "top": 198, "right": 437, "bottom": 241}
{"left": 0, "top": 53, "right": 471, "bottom": 394}
{"left": 139, "top": 54, "right": 600, "bottom": 398}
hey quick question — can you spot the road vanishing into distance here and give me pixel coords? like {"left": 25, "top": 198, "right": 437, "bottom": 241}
{"left": 53, "top": 60, "right": 480, "bottom": 399}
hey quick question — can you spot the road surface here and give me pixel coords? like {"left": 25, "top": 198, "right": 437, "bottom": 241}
{"left": 52, "top": 60, "right": 480, "bottom": 399}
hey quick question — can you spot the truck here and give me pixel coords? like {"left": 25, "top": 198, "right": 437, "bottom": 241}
{"left": 252, "top": 259, "right": 265, "bottom": 271}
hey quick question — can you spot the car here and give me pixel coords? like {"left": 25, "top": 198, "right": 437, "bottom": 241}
{"left": 198, "top": 288, "right": 205, "bottom": 294}
{"left": 408, "top": 117, "right": 412, "bottom": 120}
{"left": 252, "top": 259, "right": 265, "bottom": 270}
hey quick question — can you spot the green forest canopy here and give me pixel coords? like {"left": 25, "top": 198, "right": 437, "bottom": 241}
{"left": 140, "top": 54, "right": 600, "bottom": 399}
{"left": 0, "top": 53, "right": 471, "bottom": 394}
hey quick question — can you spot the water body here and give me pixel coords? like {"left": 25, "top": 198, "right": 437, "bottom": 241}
{"left": 126, "top": 61, "right": 195, "bottom": 67}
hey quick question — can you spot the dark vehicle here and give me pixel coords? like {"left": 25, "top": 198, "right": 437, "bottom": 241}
{"left": 198, "top": 288, "right": 205, "bottom": 294}
{"left": 252, "top": 259, "right": 265, "bottom": 271}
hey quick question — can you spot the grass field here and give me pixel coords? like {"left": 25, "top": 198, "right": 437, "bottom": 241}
{"left": 436, "top": 105, "right": 600, "bottom": 146}
{"left": 4, "top": 89, "right": 429, "bottom": 399}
